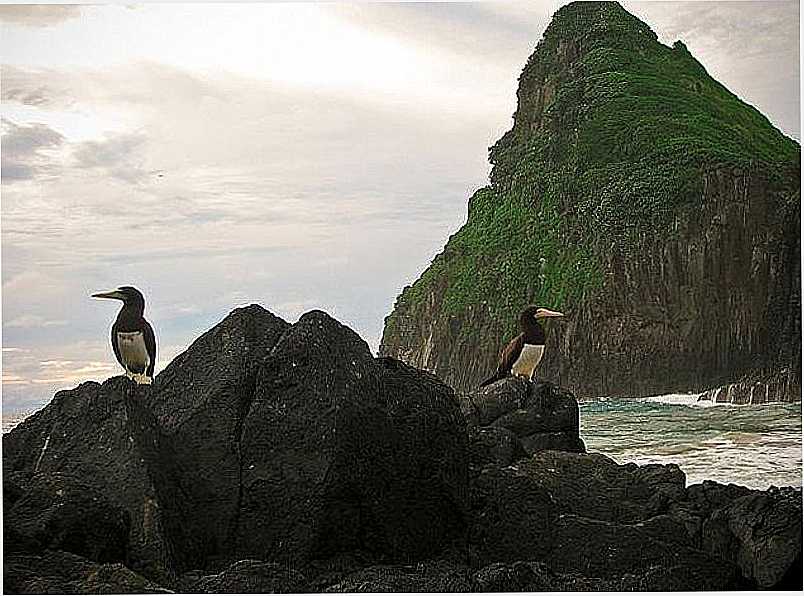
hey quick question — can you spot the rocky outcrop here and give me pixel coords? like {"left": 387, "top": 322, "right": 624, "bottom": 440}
{"left": 463, "top": 378, "right": 585, "bottom": 463}
{"left": 698, "top": 367, "right": 800, "bottom": 404}
{"left": 700, "top": 486, "right": 802, "bottom": 588}
{"left": 124, "top": 304, "right": 290, "bottom": 570}
{"left": 4, "top": 306, "right": 468, "bottom": 589}
{"left": 4, "top": 550, "right": 170, "bottom": 594}
{"left": 2, "top": 377, "right": 174, "bottom": 584}
{"left": 3, "top": 305, "right": 800, "bottom": 592}
{"left": 5, "top": 474, "right": 130, "bottom": 564}
{"left": 187, "top": 560, "right": 309, "bottom": 594}
{"left": 380, "top": 1, "right": 801, "bottom": 401}
{"left": 126, "top": 308, "right": 467, "bottom": 570}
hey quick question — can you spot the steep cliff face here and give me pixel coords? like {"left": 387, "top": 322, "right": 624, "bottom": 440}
{"left": 380, "top": 2, "right": 801, "bottom": 399}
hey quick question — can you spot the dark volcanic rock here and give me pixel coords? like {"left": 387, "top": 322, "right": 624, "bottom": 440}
{"left": 5, "top": 300, "right": 799, "bottom": 593}
{"left": 234, "top": 309, "right": 386, "bottom": 561}
{"left": 6, "top": 474, "right": 130, "bottom": 563}
{"left": 472, "top": 561, "right": 551, "bottom": 592}
{"left": 684, "top": 479, "right": 756, "bottom": 513}
{"left": 126, "top": 304, "right": 290, "bottom": 570}
{"left": 516, "top": 451, "right": 685, "bottom": 523}
{"left": 520, "top": 431, "right": 585, "bottom": 454}
{"left": 701, "top": 486, "right": 802, "bottom": 589}
{"left": 4, "top": 550, "right": 170, "bottom": 594}
{"left": 235, "top": 311, "right": 467, "bottom": 564}
{"left": 124, "top": 308, "right": 467, "bottom": 571}
{"left": 322, "top": 560, "right": 473, "bottom": 593}
{"left": 467, "top": 426, "right": 527, "bottom": 468}
{"left": 371, "top": 356, "right": 469, "bottom": 558}
{"left": 2, "top": 377, "right": 173, "bottom": 582}
{"left": 462, "top": 378, "right": 584, "bottom": 456}
{"left": 469, "top": 559, "right": 741, "bottom": 592}
{"left": 469, "top": 466, "right": 557, "bottom": 564}
{"left": 189, "top": 560, "right": 308, "bottom": 593}
{"left": 546, "top": 515, "right": 744, "bottom": 589}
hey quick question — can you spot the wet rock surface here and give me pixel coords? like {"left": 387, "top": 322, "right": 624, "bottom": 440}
{"left": 3, "top": 306, "right": 800, "bottom": 593}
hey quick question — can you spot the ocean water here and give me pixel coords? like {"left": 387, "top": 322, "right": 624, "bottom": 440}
{"left": 581, "top": 394, "right": 802, "bottom": 490}
{"left": 4, "top": 396, "right": 801, "bottom": 490}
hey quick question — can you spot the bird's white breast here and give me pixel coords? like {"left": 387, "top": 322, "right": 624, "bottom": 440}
{"left": 511, "top": 343, "right": 545, "bottom": 379}
{"left": 117, "top": 331, "right": 149, "bottom": 372}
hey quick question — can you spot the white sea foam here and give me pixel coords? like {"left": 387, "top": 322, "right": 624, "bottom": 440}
{"left": 580, "top": 397, "right": 802, "bottom": 490}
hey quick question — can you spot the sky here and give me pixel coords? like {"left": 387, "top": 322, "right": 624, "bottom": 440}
{"left": 1, "top": 1, "right": 800, "bottom": 414}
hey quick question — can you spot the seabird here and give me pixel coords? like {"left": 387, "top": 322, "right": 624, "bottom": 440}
{"left": 480, "top": 305, "right": 564, "bottom": 387}
{"left": 92, "top": 286, "right": 156, "bottom": 384}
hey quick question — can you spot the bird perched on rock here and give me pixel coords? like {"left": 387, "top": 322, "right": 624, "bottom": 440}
{"left": 92, "top": 286, "right": 156, "bottom": 384}
{"left": 480, "top": 305, "right": 564, "bottom": 387}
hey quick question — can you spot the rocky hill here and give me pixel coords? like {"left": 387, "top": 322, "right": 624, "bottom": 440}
{"left": 380, "top": 1, "right": 801, "bottom": 400}
{"left": 4, "top": 306, "right": 801, "bottom": 592}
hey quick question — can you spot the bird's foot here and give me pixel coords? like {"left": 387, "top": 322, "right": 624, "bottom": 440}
{"left": 132, "top": 373, "right": 152, "bottom": 385}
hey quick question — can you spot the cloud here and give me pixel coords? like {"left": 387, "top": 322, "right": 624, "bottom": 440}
{"left": 0, "top": 5, "right": 83, "bottom": 27}
{"left": 5, "top": 315, "right": 68, "bottom": 329}
{"left": 1, "top": 118, "right": 65, "bottom": 182}
{"left": 1, "top": 65, "right": 73, "bottom": 108}
{"left": 72, "top": 132, "right": 150, "bottom": 183}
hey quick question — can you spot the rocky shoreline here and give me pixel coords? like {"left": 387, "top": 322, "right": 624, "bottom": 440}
{"left": 4, "top": 306, "right": 802, "bottom": 592}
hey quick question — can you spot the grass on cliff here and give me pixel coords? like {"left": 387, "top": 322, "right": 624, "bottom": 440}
{"left": 389, "top": 2, "right": 800, "bottom": 333}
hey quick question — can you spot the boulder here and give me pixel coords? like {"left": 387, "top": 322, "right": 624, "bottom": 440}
{"left": 462, "top": 378, "right": 585, "bottom": 455}
{"left": 2, "top": 377, "right": 173, "bottom": 583}
{"left": 322, "top": 560, "right": 473, "bottom": 593}
{"left": 467, "top": 426, "right": 527, "bottom": 468}
{"left": 234, "top": 311, "right": 468, "bottom": 564}
{"left": 370, "top": 356, "right": 469, "bottom": 558}
{"left": 469, "top": 559, "right": 738, "bottom": 592}
{"left": 4, "top": 550, "right": 170, "bottom": 594}
{"left": 5, "top": 473, "right": 130, "bottom": 563}
{"left": 471, "top": 561, "right": 551, "bottom": 592}
{"left": 545, "top": 515, "right": 745, "bottom": 589}
{"left": 469, "top": 465, "right": 557, "bottom": 565}
{"left": 188, "top": 560, "right": 308, "bottom": 593}
{"left": 127, "top": 308, "right": 468, "bottom": 570}
{"left": 701, "top": 486, "right": 802, "bottom": 589}
{"left": 515, "top": 451, "right": 685, "bottom": 523}
{"left": 125, "top": 304, "right": 290, "bottom": 570}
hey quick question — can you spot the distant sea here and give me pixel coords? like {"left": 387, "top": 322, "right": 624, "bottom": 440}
{"left": 581, "top": 394, "right": 802, "bottom": 490}
{"left": 4, "top": 395, "right": 801, "bottom": 490}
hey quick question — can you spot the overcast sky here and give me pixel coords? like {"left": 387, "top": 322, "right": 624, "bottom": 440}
{"left": 1, "top": 1, "right": 799, "bottom": 414}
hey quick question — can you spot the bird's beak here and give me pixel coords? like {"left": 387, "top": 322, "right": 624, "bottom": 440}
{"left": 536, "top": 308, "right": 565, "bottom": 319}
{"left": 91, "top": 290, "right": 125, "bottom": 300}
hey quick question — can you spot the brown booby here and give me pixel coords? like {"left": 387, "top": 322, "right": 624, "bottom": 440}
{"left": 480, "top": 305, "right": 564, "bottom": 387}
{"left": 92, "top": 286, "right": 156, "bottom": 384}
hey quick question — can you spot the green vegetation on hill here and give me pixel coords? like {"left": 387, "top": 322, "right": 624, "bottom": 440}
{"left": 391, "top": 2, "right": 799, "bottom": 335}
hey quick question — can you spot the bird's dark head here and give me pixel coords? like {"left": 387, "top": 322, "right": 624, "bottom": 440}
{"left": 92, "top": 286, "right": 146, "bottom": 312}
{"left": 520, "top": 304, "right": 564, "bottom": 328}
